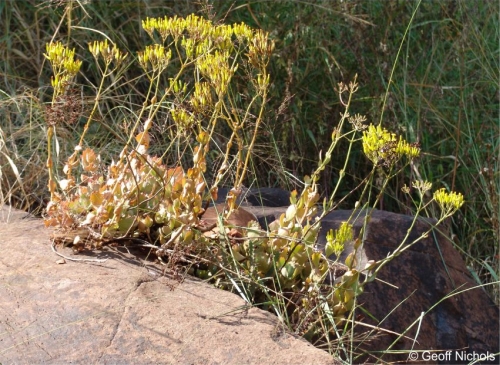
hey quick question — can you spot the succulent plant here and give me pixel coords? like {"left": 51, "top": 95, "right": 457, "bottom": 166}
{"left": 43, "top": 14, "right": 464, "bottom": 347}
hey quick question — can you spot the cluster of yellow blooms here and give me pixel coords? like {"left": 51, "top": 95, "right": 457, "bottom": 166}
{"left": 46, "top": 39, "right": 127, "bottom": 99}
{"left": 433, "top": 188, "right": 464, "bottom": 215}
{"left": 142, "top": 14, "right": 251, "bottom": 47}
{"left": 197, "top": 50, "right": 235, "bottom": 96}
{"left": 138, "top": 44, "right": 172, "bottom": 72}
{"left": 362, "top": 124, "right": 420, "bottom": 166}
{"left": 141, "top": 14, "right": 273, "bottom": 68}
{"left": 88, "top": 39, "right": 127, "bottom": 66}
{"left": 44, "top": 42, "right": 82, "bottom": 97}
{"left": 363, "top": 124, "right": 464, "bottom": 214}
{"left": 325, "top": 222, "right": 354, "bottom": 258}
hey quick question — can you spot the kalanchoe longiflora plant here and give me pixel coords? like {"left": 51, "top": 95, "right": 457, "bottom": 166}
{"left": 42, "top": 14, "right": 464, "bottom": 348}
{"left": 44, "top": 15, "right": 273, "bottom": 251}
{"left": 225, "top": 79, "right": 464, "bottom": 340}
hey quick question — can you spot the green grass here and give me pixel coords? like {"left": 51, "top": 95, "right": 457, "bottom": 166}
{"left": 213, "top": 0, "right": 499, "bottom": 304}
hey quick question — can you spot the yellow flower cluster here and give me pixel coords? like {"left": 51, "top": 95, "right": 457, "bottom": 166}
{"left": 88, "top": 39, "right": 127, "bottom": 66}
{"left": 196, "top": 50, "right": 235, "bottom": 96}
{"left": 248, "top": 29, "right": 275, "bottom": 68}
{"left": 142, "top": 14, "right": 253, "bottom": 47}
{"left": 170, "top": 107, "right": 194, "bottom": 131}
{"left": 433, "top": 188, "right": 464, "bottom": 214}
{"left": 394, "top": 138, "right": 420, "bottom": 158}
{"left": 137, "top": 14, "right": 275, "bottom": 110}
{"left": 139, "top": 14, "right": 274, "bottom": 99}
{"left": 44, "top": 42, "right": 82, "bottom": 97}
{"left": 232, "top": 22, "right": 253, "bottom": 42}
{"left": 190, "top": 82, "right": 212, "bottom": 114}
{"left": 142, "top": 15, "right": 187, "bottom": 42}
{"left": 325, "top": 221, "right": 354, "bottom": 258}
{"left": 138, "top": 44, "right": 172, "bottom": 72}
{"left": 362, "top": 124, "right": 420, "bottom": 166}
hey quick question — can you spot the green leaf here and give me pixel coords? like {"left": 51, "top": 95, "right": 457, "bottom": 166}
{"left": 306, "top": 129, "right": 317, "bottom": 147}
{"left": 325, "top": 241, "right": 334, "bottom": 258}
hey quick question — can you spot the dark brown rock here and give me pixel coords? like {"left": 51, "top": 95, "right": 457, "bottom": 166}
{"left": 243, "top": 206, "right": 499, "bottom": 363}
{"left": 317, "top": 209, "right": 499, "bottom": 364}
{"left": 215, "top": 187, "right": 291, "bottom": 208}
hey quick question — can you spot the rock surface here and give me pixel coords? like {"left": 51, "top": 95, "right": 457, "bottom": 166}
{"left": 2, "top": 199, "right": 498, "bottom": 365}
{"left": 0, "top": 205, "right": 337, "bottom": 365}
